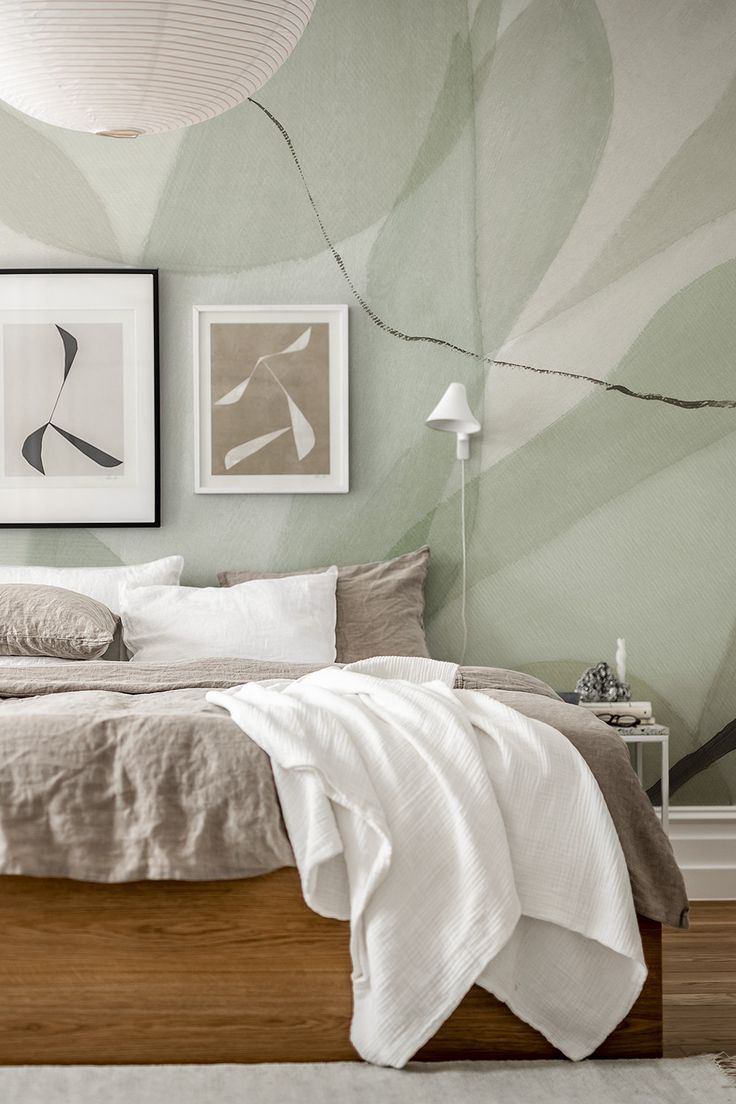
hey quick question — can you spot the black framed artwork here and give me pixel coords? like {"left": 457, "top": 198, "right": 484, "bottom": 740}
{"left": 0, "top": 269, "right": 159, "bottom": 527}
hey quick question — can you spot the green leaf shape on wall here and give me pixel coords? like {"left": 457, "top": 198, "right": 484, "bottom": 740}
{"left": 0, "top": 528, "right": 122, "bottom": 568}
{"left": 327, "top": 0, "right": 613, "bottom": 607}
{"left": 417, "top": 258, "right": 736, "bottom": 621}
{"left": 425, "top": 0, "right": 614, "bottom": 635}
{"left": 366, "top": 30, "right": 481, "bottom": 322}
{"left": 543, "top": 69, "right": 736, "bottom": 323}
{"left": 143, "top": 0, "right": 469, "bottom": 273}
{"left": 376, "top": 0, "right": 499, "bottom": 212}
{"left": 357, "top": 11, "right": 489, "bottom": 569}
{"left": 426, "top": 428, "right": 736, "bottom": 804}
{"left": 0, "top": 106, "right": 120, "bottom": 261}
{"left": 472, "top": 0, "right": 613, "bottom": 351}
{"left": 268, "top": 0, "right": 492, "bottom": 573}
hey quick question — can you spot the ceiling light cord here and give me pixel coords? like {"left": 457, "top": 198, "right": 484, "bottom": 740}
{"left": 249, "top": 95, "right": 736, "bottom": 412}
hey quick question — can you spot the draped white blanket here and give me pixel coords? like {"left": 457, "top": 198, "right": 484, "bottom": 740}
{"left": 208, "top": 657, "right": 646, "bottom": 1067}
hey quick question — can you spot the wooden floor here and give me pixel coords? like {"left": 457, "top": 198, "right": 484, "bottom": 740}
{"left": 664, "top": 901, "right": 736, "bottom": 1056}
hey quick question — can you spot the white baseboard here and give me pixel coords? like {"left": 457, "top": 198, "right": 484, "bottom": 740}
{"left": 667, "top": 806, "right": 736, "bottom": 900}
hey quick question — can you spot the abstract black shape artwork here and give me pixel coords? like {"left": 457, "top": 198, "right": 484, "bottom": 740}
{"left": 0, "top": 268, "right": 158, "bottom": 527}
{"left": 21, "top": 325, "right": 122, "bottom": 476}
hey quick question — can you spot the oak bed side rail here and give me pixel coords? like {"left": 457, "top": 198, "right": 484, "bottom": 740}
{"left": 0, "top": 869, "right": 662, "bottom": 1065}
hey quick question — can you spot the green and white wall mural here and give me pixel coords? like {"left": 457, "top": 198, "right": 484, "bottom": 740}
{"left": 0, "top": 0, "right": 734, "bottom": 804}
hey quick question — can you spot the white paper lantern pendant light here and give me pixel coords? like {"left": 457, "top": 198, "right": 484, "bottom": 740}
{"left": 0, "top": 1, "right": 315, "bottom": 137}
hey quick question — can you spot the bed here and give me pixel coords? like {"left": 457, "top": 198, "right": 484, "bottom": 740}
{"left": 0, "top": 658, "right": 686, "bottom": 1065}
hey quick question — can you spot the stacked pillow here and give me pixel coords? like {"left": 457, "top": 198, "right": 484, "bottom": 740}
{"left": 0, "top": 584, "right": 118, "bottom": 661}
{"left": 0, "top": 557, "right": 183, "bottom": 664}
{"left": 0, "top": 548, "right": 431, "bottom": 667}
{"left": 217, "top": 547, "right": 431, "bottom": 664}
{"left": 119, "top": 547, "right": 429, "bottom": 665}
{"left": 120, "top": 567, "right": 339, "bottom": 664}
{"left": 0, "top": 556, "right": 184, "bottom": 613}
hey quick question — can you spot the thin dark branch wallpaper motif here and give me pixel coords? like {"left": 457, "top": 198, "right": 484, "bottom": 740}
{"left": 21, "top": 324, "right": 123, "bottom": 475}
{"left": 249, "top": 97, "right": 736, "bottom": 412}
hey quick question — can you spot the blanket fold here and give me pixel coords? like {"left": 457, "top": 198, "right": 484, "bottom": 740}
{"left": 208, "top": 659, "right": 648, "bottom": 1066}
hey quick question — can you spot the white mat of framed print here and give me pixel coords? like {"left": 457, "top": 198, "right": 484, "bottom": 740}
{"left": 194, "top": 305, "right": 348, "bottom": 494}
{"left": 0, "top": 269, "right": 159, "bottom": 527}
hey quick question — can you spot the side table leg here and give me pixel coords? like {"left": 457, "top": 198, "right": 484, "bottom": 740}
{"left": 661, "top": 736, "right": 669, "bottom": 834}
{"left": 635, "top": 742, "right": 644, "bottom": 783}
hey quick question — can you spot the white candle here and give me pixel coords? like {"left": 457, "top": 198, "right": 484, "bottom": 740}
{"left": 616, "top": 637, "right": 626, "bottom": 684}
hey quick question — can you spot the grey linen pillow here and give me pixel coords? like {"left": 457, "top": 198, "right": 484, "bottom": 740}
{"left": 218, "top": 547, "right": 431, "bottom": 664}
{"left": 0, "top": 583, "right": 119, "bottom": 660}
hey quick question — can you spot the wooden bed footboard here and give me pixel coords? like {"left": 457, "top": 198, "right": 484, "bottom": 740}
{"left": 0, "top": 868, "right": 662, "bottom": 1064}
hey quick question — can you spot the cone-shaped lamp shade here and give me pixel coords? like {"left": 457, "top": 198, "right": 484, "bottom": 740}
{"left": 0, "top": 0, "right": 314, "bottom": 136}
{"left": 426, "top": 383, "right": 481, "bottom": 459}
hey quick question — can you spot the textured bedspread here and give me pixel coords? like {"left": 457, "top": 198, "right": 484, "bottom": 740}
{"left": 0, "top": 659, "right": 687, "bottom": 927}
{"left": 212, "top": 660, "right": 647, "bottom": 1064}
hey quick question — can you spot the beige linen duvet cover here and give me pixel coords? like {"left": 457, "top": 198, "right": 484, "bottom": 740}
{"left": 0, "top": 660, "right": 688, "bottom": 928}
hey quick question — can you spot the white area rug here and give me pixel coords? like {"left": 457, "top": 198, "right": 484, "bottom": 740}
{"left": 0, "top": 1058, "right": 730, "bottom": 1104}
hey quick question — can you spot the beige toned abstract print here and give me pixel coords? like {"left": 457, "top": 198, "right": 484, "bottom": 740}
{"left": 210, "top": 322, "right": 330, "bottom": 477}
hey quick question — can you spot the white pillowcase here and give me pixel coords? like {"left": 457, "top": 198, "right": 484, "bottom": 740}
{"left": 121, "top": 567, "right": 338, "bottom": 664}
{"left": 0, "top": 556, "right": 184, "bottom": 615}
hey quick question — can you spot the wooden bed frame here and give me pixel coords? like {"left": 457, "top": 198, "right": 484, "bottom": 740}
{"left": 0, "top": 868, "right": 662, "bottom": 1064}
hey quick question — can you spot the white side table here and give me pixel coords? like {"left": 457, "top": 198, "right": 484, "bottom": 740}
{"left": 618, "top": 726, "right": 669, "bottom": 833}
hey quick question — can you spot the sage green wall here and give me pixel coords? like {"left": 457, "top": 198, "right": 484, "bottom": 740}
{"left": 0, "top": 0, "right": 734, "bottom": 803}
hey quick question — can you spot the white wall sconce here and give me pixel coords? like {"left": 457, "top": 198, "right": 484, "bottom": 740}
{"left": 425, "top": 382, "right": 481, "bottom": 459}
{"left": 425, "top": 382, "right": 481, "bottom": 662}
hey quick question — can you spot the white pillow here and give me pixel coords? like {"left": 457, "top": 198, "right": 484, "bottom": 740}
{"left": 0, "top": 556, "right": 183, "bottom": 615}
{"left": 121, "top": 567, "right": 338, "bottom": 664}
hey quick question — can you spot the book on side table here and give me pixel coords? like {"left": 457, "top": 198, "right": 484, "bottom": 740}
{"left": 580, "top": 701, "right": 654, "bottom": 724}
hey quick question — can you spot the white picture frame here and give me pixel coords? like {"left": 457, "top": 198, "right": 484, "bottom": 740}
{"left": 194, "top": 304, "right": 348, "bottom": 494}
{"left": 0, "top": 269, "right": 159, "bottom": 528}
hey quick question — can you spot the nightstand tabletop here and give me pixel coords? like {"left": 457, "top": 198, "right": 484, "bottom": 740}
{"left": 617, "top": 726, "right": 668, "bottom": 742}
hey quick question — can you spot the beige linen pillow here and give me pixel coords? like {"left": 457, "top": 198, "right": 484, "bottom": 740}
{"left": 0, "top": 583, "right": 119, "bottom": 660}
{"left": 218, "top": 547, "right": 431, "bottom": 664}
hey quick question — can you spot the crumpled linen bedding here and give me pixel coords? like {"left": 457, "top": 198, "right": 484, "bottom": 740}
{"left": 0, "top": 658, "right": 687, "bottom": 928}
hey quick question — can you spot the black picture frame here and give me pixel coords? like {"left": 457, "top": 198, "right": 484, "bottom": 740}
{"left": 0, "top": 268, "right": 159, "bottom": 528}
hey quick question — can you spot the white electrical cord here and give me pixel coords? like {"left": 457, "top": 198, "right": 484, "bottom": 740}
{"left": 460, "top": 457, "right": 468, "bottom": 664}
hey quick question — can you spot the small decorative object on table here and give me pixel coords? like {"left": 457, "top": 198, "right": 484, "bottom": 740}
{"left": 575, "top": 636, "right": 631, "bottom": 701}
{"left": 575, "top": 660, "right": 631, "bottom": 703}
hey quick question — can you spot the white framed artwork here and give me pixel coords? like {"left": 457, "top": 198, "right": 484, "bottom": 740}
{"left": 0, "top": 269, "right": 159, "bottom": 527}
{"left": 194, "top": 304, "right": 348, "bottom": 494}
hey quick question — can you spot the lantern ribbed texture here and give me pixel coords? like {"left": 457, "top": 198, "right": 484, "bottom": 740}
{"left": 0, "top": 0, "right": 315, "bottom": 135}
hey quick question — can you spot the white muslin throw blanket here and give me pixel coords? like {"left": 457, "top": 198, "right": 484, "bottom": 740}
{"left": 208, "top": 657, "right": 646, "bottom": 1067}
